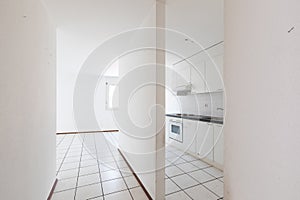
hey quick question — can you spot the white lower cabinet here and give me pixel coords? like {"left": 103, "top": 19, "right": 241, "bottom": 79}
{"left": 166, "top": 117, "right": 224, "bottom": 168}
{"left": 213, "top": 124, "right": 224, "bottom": 166}
{"left": 195, "top": 121, "right": 224, "bottom": 168}
{"left": 196, "top": 122, "right": 214, "bottom": 161}
{"left": 182, "top": 119, "right": 197, "bottom": 154}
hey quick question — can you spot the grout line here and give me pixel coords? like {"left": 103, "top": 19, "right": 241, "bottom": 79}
{"left": 73, "top": 134, "right": 86, "bottom": 200}
{"left": 103, "top": 133, "right": 135, "bottom": 200}
{"left": 93, "top": 134, "right": 105, "bottom": 200}
{"left": 56, "top": 135, "right": 75, "bottom": 176}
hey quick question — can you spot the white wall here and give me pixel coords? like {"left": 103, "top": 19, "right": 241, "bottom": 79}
{"left": 0, "top": 0, "right": 56, "bottom": 199}
{"left": 117, "top": 2, "right": 165, "bottom": 198}
{"left": 224, "top": 0, "right": 300, "bottom": 199}
{"left": 43, "top": 0, "right": 156, "bottom": 132}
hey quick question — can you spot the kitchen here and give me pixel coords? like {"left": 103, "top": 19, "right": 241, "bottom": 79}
{"left": 164, "top": 0, "right": 224, "bottom": 198}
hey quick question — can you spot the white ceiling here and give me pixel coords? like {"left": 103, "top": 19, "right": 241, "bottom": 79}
{"left": 42, "top": 0, "right": 223, "bottom": 66}
{"left": 43, "top": 0, "right": 156, "bottom": 36}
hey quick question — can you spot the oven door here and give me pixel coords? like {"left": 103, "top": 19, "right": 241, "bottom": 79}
{"left": 169, "top": 119, "right": 183, "bottom": 143}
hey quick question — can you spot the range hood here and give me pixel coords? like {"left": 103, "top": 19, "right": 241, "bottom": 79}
{"left": 175, "top": 83, "right": 192, "bottom": 96}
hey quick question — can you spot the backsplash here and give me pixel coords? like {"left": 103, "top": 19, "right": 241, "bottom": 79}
{"left": 166, "top": 91, "right": 224, "bottom": 117}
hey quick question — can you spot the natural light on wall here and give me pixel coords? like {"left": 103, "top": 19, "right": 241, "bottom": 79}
{"left": 104, "top": 59, "right": 119, "bottom": 77}
{"left": 106, "top": 84, "right": 119, "bottom": 109}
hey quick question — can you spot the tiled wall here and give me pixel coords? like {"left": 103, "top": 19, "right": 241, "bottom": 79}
{"left": 166, "top": 91, "right": 224, "bottom": 117}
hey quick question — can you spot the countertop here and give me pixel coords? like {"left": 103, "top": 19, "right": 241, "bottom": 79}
{"left": 166, "top": 113, "right": 223, "bottom": 125}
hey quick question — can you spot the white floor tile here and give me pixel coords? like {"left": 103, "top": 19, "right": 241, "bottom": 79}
{"left": 165, "top": 166, "right": 185, "bottom": 177}
{"left": 181, "top": 154, "right": 198, "bottom": 162}
{"left": 203, "top": 179, "right": 224, "bottom": 197}
{"left": 165, "top": 191, "right": 192, "bottom": 200}
{"left": 130, "top": 187, "right": 149, "bottom": 200}
{"left": 75, "top": 183, "right": 102, "bottom": 200}
{"left": 64, "top": 156, "right": 81, "bottom": 163}
{"left": 101, "top": 170, "right": 122, "bottom": 182}
{"left": 60, "top": 162, "right": 79, "bottom": 171}
{"left": 176, "top": 162, "right": 199, "bottom": 173}
{"left": 58, "top": 168, "right": 79, "bottom": 179}
{"left": 203, "top": 167, "right": 223, "bottom": 178}
{"left": 99, "top": 161, "right": 118, "bottom": 170}
{"left": 102, "top": 178, "right": 127, "bottom": 195}
{"left": 77, "top": 173, "right": 101, "bottom": 187}
{"left": 165, "top": 179, "right": 181, "bottom": 195}
{"left": 185, "top": 185, "right": 219, "bottom": 200}
{"left": 55, "top": 178, "right": 77, "bottom": 192}
{"left": 79, "top": 165, "right": 99, "bottom": 176}
{"left": 120, "top": 169, "right": 134, "bottom": 177}
{"left": 171, "top": 174, "right": 198, "bottom": 189}
{"left": 105, "top": 190, "right": 132, "bottom": 200}
{"left": 188, "top": 170, "right": 215, "bottom": 183}
{"left": 124, "top": 176, "right": 139, "bottom": 189}
{"left": 189, "top": 160, "right": 210, "bottom": 169}
{"left": 80, "top": 159, "right": 98, "bottom": 167}
{"left": 168, "top": 157, "right": 186, "bottom": 165}
{"left": 116, "top": 160, "right": 128, "bottom": 168}
{"left": 52, "top": 189, "right": 75, "bottom": 200}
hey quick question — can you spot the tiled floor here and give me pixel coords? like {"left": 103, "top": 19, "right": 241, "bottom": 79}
{"left": 54, "top": 133, "right": 148, "bottom": 200}
{"left": 165, "top": 146, "right": 224, "bottom": 200}
{"left": 55, "top": 133, "right": 224, "bottom": 200}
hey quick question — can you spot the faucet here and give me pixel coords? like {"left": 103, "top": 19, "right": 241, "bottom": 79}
{"left": 217, "top": 107, "right": 224, "bottom": 111}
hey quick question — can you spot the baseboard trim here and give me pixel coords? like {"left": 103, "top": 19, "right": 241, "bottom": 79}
{"left": 47, "top": 178, "right": 58, "bottom": 200}
{"left": 56, "top": 130, "right": 119, "bottom": 135}
{"left": 118, "top": 149, "right": 153, "bottom": 200}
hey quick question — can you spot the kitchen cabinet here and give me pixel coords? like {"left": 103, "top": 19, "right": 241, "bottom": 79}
{"left": 174, "top": 62, "right": 190, "bottom": 89}
{"left": 166, "top": 66, "right": 177, "bottom": 92}
{"left": 182, "top": 119, "right": 197, "bottom": 153}
{"left": 196, "top": 122, "right": 214, "bottom": 161}
{"left": 170, "top": 52, "right": 224, "bottom": 94}
{"left": 189, "top": 57, "right": 206, "bottom": 93}
{"left": 205, "top": 54, "right": 223, "bottom": 92}
{"left": 213, "top": 124, "right": 224, "bottom": 166}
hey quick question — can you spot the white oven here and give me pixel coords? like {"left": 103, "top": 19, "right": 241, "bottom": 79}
{"left": 168, "top": 118, "right": 183, "bottom": 143}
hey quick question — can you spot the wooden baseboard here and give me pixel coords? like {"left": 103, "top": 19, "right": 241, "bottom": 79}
{"left": 47, "top": 178, "right": 58, "bottom": 200}
{"left": 56, "top": 130, "right": 119, "bottom": 135}
{"left": 118, "top": 149, "right": 153, "bottom": 200}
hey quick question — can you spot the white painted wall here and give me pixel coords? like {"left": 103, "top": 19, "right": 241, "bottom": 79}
{"left": 117, "top": 2, "right": 165, "bottom": 198}
{"left": 0, "top": 0, "right": 56, "bottom": 199}
{"left": 224, "top": 0, "right": 300, "bottom": 199}
{"left": 43, "top": 0, "right": 155, "bottom": 132}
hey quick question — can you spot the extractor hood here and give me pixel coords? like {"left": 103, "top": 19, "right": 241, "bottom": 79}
{"left": 175, "top": 83, "right": 192, "bottom": 96}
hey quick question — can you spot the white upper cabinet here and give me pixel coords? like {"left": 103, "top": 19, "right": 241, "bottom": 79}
{"left": 205, "top": 44, "right": 224, "bottom": 92}
{"left": 189, "top": 56, "right": 206, "bottom": 93}
{"left": 174, "top": 61, "right": 190, "bottom": 89}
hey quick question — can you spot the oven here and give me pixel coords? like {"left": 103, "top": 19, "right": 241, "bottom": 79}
{"left": 168, "top": 118, "right": 183, "bottom": 143}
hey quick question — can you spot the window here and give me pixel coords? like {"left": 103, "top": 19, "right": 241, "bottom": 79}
{"left": 106, "top": 83, "right": 119, "bottom": 109}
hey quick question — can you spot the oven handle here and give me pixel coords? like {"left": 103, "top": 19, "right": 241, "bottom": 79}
{"left": 169, "top": 119, "right": 182, "bottom": 123}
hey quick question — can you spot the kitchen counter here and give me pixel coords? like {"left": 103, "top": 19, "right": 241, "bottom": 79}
{"left": 166, "top": 113, "right": 223, "bottom": 125}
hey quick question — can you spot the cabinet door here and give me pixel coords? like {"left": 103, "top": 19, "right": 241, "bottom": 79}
{"left": 166, "top": 66, "right": 177, "bottom": 91}
{"left": 205, "top": 54, "right": 223, "bottom": 92}
{"left": 213, "top": 124, "right": 224, "bottom": 165}
{"left": 182, "top": 119, "right": 197, "bottom": 154}
{"left": 197, "top": 122, "right": 214, "bottom": 161}
{"left": 174, "top": 62, "right": 190, "bottom": 89}
{"left": 190, "top": 58, "right": 206, "bottom": 93}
